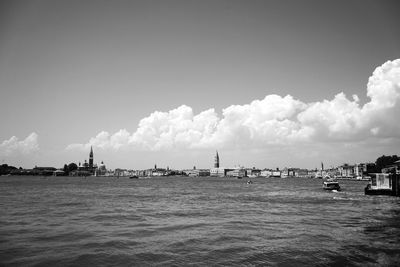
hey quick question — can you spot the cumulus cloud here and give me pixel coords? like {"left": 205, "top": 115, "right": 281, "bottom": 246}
{"left": 0, "top": 133, "right": 39, "bottom": 156}
{"left": 67, "top": 59, "right": 400, "bottom": 151}
{"left": 130, "top": 106, "right": 220, "bottom": 150}
{"left": 66, "top": 130, "right": 131, "bottom": 151}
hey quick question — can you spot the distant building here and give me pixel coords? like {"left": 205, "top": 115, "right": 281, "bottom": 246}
{"left": 246, "top": 168, "right": 261, "bottom": 177}
{"left": 187, "top": 169, "right": 210, "bottom": 177}
{"left": 260, "top": 169, "right": 281, "bottom": 178}
{"left": 72, "top": 146, "right": 97, "bottom": 176}
{"left": 338, "top": 163, "right": 375, "bottom": 178}
{"left": 308, "top": 169, "right": 318, "bottom": 178}
{"left": 226, "top": 168, "right": 246, "bottom": 178}
{"left": 211, "top": 151, "right": 230, "bottom": 177}
{"left": 260, "top": 169, "right": 273, "bottom": 177}
{"left": 143, "top": 166, "right": 167, "bottom": 177}
{"left": 295, "top": 169, "right": 309, "bottom": 178}
{"left": 271, "top": 170, "right": 282, "bottom": 177}
{"left": 53, "top": 170, "right": 65, "bottom": 176}
{"left": 96, "top": 161, "right": 107, "bottom": 176}
{"left": 282, "top": 168, "right": 297, "bottom": 177}
{"left": 33, "top": 166, "right": 57, "bottom": 176}
{"left": 353, "top": 163, "right": 374, "bottom": 177}
{"left": 338, "top": 164, "right": 355, "bottom": 178}
{"left": 114, "top": 169, "right": 133, "bottom": 177}
{"left": 210, "top": 168, "right": 231, "bottom": 177}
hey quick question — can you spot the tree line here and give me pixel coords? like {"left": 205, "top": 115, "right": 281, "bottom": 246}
{"left": 63, "top": 163, "right": 78, "bottom": 175}
{"left": 374, "top": 155, "right": 399, "bottom": 173}
{"left": 0, "top": 164, "right": 18, "bottom": 175}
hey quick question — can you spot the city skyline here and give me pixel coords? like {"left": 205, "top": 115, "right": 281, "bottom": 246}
{"left": 1, "top": 0, "right": 400, "bottom": 169}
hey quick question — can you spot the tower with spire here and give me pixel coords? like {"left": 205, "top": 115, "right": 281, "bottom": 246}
{"left": 89, "top": 146, "right": 94, "bottom": 168}
{"left": 214, "top": 151, "right": 220, "bottom": 168}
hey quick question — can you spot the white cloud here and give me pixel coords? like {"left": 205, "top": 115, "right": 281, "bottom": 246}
{"left": 67, "top": 59, "right": 400, "bottom": 151}
{"left": 0, "top": 132, "right": 39, "bottom": 156}
{"left": 129, "top": 105, "right": 220, "bottom": 150}
{"left": 66, "top": 130, "right": 131, "bottom": 151}
{"left": 297, "top": 92, "right": 364, "bottom": 141}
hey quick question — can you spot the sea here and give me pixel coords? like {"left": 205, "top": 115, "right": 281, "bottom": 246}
{"left": 1, "top": 176, "right": 400, "bottom": 266}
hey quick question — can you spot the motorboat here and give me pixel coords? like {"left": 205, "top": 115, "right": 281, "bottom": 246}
{"left": 323, "top": 179, "right": 340, "bottom": 191}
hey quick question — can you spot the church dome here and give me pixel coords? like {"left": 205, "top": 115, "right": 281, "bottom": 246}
{"left": 99, "top": 161, "right": 106, "bottom": 170}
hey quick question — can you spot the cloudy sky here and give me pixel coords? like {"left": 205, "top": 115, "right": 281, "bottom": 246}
{"left": 1, "top": 0, "right": 399, "bottom": 170}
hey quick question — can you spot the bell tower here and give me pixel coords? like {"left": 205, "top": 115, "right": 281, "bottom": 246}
{"left": 214, "top": 151, "right": 220, "bottom": 168}
{"left": 89, "top": 146, "right": 94, "bottom": 168}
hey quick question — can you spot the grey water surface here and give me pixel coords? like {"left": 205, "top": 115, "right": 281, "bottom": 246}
{"left": 1, "top": 176, "right": 399, "bottom": 266}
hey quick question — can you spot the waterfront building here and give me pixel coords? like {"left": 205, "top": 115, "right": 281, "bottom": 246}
{"left": 307, "top": 169, "right": 318, "bottom": 178}
{"left": 137, "top": 170, "right": 147, "bottom": 177}
{"left": 338, "top": 164, "right": 355, "bottom": 178}
{"left": 144, "top": 166, "right": 167, "bottom": 177}
{"left": 338, "top": 163, "right": 375, "bottom": 178}
{"left": 210, "top": 168, "right": 219, "bottom": 177}
{"left": 246, "top": 168, "right": 261, "bottom": 177}
{"left": 33, "top": 166, "right": 57, "bottom": 176}
{"left": 260, "top": 169, "right": 272, "bottom": 177}
{"left": 152, "top": 169, "right": 167, "bottom": 176}
{"left": 260, "top": 169, "right": 281, "bottom": 178}
{"left": 226, "top": 168, "right": 246, "bottom": 178}
{"left": 189, "top": 172, "right": 197, "bottom": 177}
{"left": 96, "top": 161, "right": 107, "bottom": 176}
{"left": 282, "top": 168, "right": 297, "bottom": 177}
{"left": 72, "top": 146, "right": 97, "bottom": 176}
{"left": 113, "top": 169, "right": 134, "bottom": 177}
{"left": 271, "top": 170, "right": 282, "bottom": 178}
{"left": 295, "top": 169, "right": 309, "bottom": 178}
{"left": 210, "top": 168, "right": 231, "bottom": 177}
{"left": 187, "top": 169, "right": 210, "bottom": 177}
{"left": 354, "top": 164, "right": 363, "bottom": 177}
{"left": 53, "top": 170, "right": 65, "bottom": 176}
{"left": 198, "top": 169, "right": 210, "bottom": 176}
{"left": 354, "top": 163, "right": 375, "bottom": 177}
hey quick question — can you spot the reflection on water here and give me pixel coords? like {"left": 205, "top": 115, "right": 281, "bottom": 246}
{"left": 1, "top": 176, "right": 399, "bottom": 266}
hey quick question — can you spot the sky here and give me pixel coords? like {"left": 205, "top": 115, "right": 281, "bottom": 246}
{"left": 0, "top": 0, "right": 399, "bottom": 170}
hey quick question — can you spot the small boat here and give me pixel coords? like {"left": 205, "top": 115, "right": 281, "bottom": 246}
{"left": 247, "top": 180, "right": 253, "bottom": 184}
{"left": 323, "top": 179, "right": 340, "bottom": 191}
{"left": 129, "top": 175, "right": 139, "bottom": 179}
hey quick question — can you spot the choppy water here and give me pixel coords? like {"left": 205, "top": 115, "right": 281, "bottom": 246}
{"left": 1, "top": 176, "right": 400, "bottom": 266}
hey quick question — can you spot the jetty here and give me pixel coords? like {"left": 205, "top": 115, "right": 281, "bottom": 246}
{"left": 365, "top": 173, "right": 400, "bottom": 196}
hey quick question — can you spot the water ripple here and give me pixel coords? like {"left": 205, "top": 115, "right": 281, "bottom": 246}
{"left": 1, "top": 176, "right": 399, "bottom": 266}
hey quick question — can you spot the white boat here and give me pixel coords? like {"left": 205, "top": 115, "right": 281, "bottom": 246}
{"left": 323, "top": 179, "right": 341, "bottom": 191}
